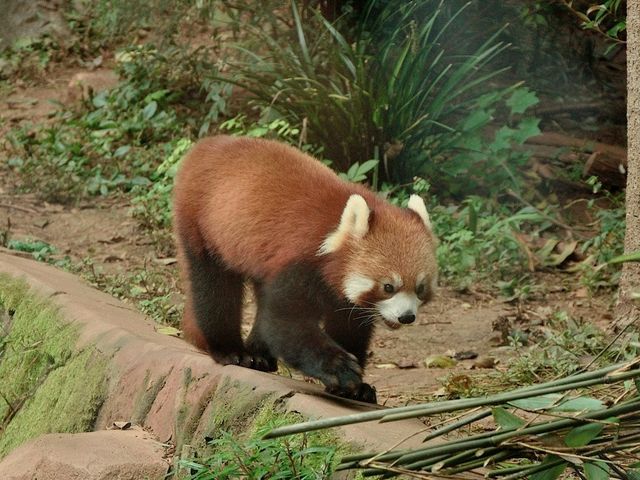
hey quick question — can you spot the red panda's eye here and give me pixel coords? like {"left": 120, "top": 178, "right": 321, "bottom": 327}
{"left": 384, "top": 283, "right": 395, "bottom": 294}
{"left": 416, "top": 284, "right": 425, "bottom": 295}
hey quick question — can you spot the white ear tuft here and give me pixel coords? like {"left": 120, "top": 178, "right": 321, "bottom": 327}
{"left": 408, "top": 194, "right": 432, "bottom": 230}
{"left": 318, "top": 194, "right": 370, "bottom": 255}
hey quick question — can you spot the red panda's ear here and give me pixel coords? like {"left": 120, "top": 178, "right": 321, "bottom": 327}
{"left": 407, "top": 195, "right": 432, "bottom": 231}
{"left": 318, "top": 194, "right": 370, "bottom": 255}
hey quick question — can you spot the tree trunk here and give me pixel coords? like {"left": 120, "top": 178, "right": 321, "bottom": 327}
{"left": 616, "top": 1, "right": 640, "bottom": 327}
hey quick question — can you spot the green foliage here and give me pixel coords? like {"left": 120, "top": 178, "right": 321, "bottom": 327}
{"left": 444, "top": 87, "right": 540, "bottom": 195}
{"left": 431, "top": 197, "right": 549, "bottom": 290}
{"left": 59, "top": 257, "right": 182, "bottom": 326}
{"left": 579, "top": 203, "right": 625, "bottom": 291}
{"left": 221, "top": 0, "right": 537, "bottom": 193}
{"left": 219, "top": 115, "right": 303, "bottom": 145}
{"left": 4, "top": 43, "right": 230, "bottom": 203}
{"left": 181, "top": 431, "right": 336, "bottom": 479}
{"left": 179, "top": 410, "right": 345, "bottom": 480}
{"left": 338, "top": 159, "right": 379, "bottom": 184}
{"left": 565, "top": 0, "right": 626, "bottom": 49}
{"left": 0, "top": 36, "right": 58, "bottom": 82}
{"left": 131, "top": 138, "right": 193, "bottom": 253}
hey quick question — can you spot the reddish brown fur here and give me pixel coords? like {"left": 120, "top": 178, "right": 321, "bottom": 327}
{"left": 173, "top": 135, "right": 436, "bottom": 348}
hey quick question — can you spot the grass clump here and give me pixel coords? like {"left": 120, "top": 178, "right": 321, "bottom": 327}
{"left": 179, "top": 400, "right": 354, "bottom": 480}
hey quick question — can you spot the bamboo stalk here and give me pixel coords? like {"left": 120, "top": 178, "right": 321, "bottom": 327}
{"left": 337, "top": 400, "right": 640, "bottom": 471}
{"left": 263, "top": 358, "right": 639, "bottom": 439}
{"left": 380, "top": 369, "right": 640, "bottom": 423}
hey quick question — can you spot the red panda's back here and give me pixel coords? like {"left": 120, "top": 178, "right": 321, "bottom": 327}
{"left": 173, "top": 136, "right": 373, "bottom": 279}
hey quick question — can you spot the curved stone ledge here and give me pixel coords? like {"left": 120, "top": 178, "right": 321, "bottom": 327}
{"left": 0, "top": 252, "right": 426, "bottom": 465}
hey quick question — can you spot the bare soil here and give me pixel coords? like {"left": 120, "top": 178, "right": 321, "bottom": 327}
{"left": 0, "top": 65, "right": 618, "bottom": 407}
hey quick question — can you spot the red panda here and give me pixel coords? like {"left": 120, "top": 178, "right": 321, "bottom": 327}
{"left": 173, "top": 135, "right": 438, "bottom": 403}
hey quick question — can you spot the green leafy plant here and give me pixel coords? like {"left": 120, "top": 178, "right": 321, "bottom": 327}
{"left": 579, "top": 204, "right": 625, "bottom": 291}
{"left": 130, "top": 138, "right": 192, "bottom": 254}
{"left": 62, "top": 257, "right": 182, "bottom": 326}
{"left": 220, "top": 0, "right": 537, "bottom": 194}
{"left": 338, "top": 159, "right": 379, "bottom": 184}
{"left": 0, "top": 36, "right": 58, "bottom": 82}
{"left": 559, "top": 0, "right": 626, "bottom": 51}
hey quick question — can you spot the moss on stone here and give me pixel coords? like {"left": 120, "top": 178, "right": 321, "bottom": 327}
{"left": 0, "top": 348, "right": 107, "bottom": 456}
{"left": 131, "top": 370, "right": 169, "bottom": 424}
{"left": 205, "top": 378, "right": 277, "bottom": 439}
{"left": 0, "top": 274, "right": 108, "bottom": 458}
{"left": 0, "top": 275, "right": 79, "bottom": 425}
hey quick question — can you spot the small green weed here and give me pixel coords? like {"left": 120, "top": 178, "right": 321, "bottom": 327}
{"left": 7, "top": 239, "right": 56, "bottom": 262}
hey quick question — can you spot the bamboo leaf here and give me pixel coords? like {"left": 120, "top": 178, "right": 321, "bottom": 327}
{"left": 510, "top": 394, "right": 604, "bottom": 412}
{"left": 492, "top": 407, "right": 525, "bottom": 429}
{"left": 584, "top": 461, "right": 610, "bottom": 480}
{"left": 530, "top": 456, "right": 567, "bottom": 480}
{"left": 564, "top": 422, "right": 604, "bottom": 447}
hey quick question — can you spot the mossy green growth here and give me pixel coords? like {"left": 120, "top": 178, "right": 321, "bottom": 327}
{"left": 205, "top": 378, "right": 275, "bottom": 437}
{"left": 0, "top": 274, "right": 108, "bottom": 458}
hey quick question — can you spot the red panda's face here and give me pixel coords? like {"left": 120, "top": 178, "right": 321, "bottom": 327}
{"left": 320, "top": 194, "right": 438, "bottom": 329}
{"left": 342, "top": 233, "right": 437, "bottom": 330}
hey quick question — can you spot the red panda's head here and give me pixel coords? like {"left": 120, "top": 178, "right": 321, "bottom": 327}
{"left": 319, "top": 194, "right": 438, "bottom": 329}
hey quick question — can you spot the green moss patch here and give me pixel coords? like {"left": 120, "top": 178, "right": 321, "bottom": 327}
{"left": 0, "top": 274, "right": 108, "bottom": 457}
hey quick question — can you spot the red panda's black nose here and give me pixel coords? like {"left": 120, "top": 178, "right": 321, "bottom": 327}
{"left": 398, "top": 313, "right": 416, "bottom": 324}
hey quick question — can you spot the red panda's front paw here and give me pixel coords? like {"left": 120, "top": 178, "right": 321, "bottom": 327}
{"left": 325, "top": 382, "right": 377, "bottom": 404}
{"left": 321, "top": 350, "right": 366, "bottom": 396}
{"left": 354, "top": 383, "right": 377, "bottom": 403}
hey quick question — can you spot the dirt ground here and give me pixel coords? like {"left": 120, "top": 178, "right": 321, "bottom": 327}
{"left": 0, "top": 64, "right": 619, "bottom": 407}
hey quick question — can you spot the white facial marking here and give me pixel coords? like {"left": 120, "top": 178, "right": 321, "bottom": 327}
{"left": 318, "top": 194, "right": 370, "bottom": 255}
{"left": 343, "top": 274, "right": 375, "bottom": 303}
{"left": 376, "top": 292, "right": 420, "bottom": 323}
{"left": 407, "top": 194, "right": 432, "bottom": 230}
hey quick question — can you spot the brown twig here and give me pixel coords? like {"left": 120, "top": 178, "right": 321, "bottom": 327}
{"left": 0, "top": 203, "right": 38, "bottom": 214}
